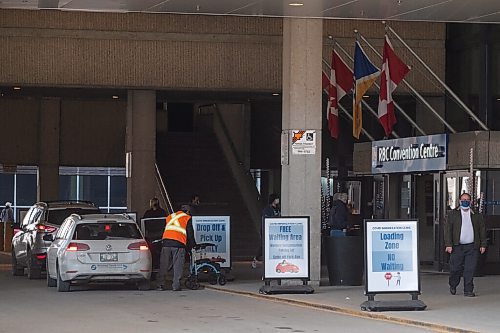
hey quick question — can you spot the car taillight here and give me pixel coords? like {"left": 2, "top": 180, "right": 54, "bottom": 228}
{"left": 37, "top": 224, "right": 57, "bottom": 233}
{"left": 128, "top": 241, "right": 149, "bottom": 251}
{"left": 36, "top": 254, "right": 46, "bottom": 260}
{"left": 66, "top": 242, "right": 90, "bottom": 251}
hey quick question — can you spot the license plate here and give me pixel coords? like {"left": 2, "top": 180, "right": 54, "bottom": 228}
{"left": 100, "top": 253, "right": 118, "bottom": 262}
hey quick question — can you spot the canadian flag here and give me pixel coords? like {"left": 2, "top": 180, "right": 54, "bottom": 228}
{"left": 378, "top": 35, "right": 410, "bottom": 136}
{"left": 327, "top": 49, "right": 354, "bottom": 139}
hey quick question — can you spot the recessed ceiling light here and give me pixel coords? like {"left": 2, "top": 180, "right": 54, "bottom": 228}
{"left": 288, "top": 2, "right": 304, "bottom": 7}
{"left": 272, "top": 93, "right": 280, "bottom": 96}
{"left": 363, "top": 95, "right": 370, "bottom": 98}
{"left": 112, "top": 95, "right": 119, "bottom": 99}
{"left": 13, "top": 87, "right": 21, "bottom": 90}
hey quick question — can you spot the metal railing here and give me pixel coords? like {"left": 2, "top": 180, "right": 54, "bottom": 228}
{"left": 154, "top": 162, "right": 174, "bottom": 214}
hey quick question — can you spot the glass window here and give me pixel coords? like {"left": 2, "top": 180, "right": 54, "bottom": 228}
{"left": 0, "top": 174, "right": 14, "bottom": 206}
{"left": 110, "top": 176, "right": 126, "bottom": 207}
{"left": 79, "top": 175, "right": 107, "bottom": 207}
{"left": 72, "top": 222, "right": 141, "bottom": 240}
{"left": 46, "top": 207, "right": 100, "bottom": 226}
{"left": 59, "top": 175, "right": 78, "bottom": 201}
{"left": 16, "top": 174, "right": 37, "bottom": 206}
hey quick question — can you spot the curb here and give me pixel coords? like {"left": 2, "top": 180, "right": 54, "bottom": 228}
{"left": 205, "top": 285, "right": 478, "bottom": 333}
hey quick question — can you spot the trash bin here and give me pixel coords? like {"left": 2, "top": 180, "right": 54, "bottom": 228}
{"left": 326, "top": 234, "right": 364, "bottom": 286}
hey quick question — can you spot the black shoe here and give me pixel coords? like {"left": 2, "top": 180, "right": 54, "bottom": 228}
{"left": 156, "top": 285, "right": 166, "bottom": 291}
{"left": 464, "top": 292, "right": 476, "bottom": 297}
{"left": 449, "top": 286, "right": 456, "bottom": 295}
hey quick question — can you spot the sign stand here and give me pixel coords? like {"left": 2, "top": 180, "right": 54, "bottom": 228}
{"left": 259, "top": 216, "right": 314, "bottom": 295}
{"left": 361, "top": 219, "right": 427, "bottom": 312}
{"left": 361, "top": 292, "right": 426, "bottom": 312}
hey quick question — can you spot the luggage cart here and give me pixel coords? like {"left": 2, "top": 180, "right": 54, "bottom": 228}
{"left": 185, "top": 243, "right": 227, "bottom": 290}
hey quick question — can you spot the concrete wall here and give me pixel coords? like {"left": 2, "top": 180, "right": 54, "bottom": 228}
{"left": 0, "top": 97, "right": 126, "bottom": 167}
{"left": 0, "top": 9, "right": 444, "bottom": 95}
{"left": 0, "top": 9, "right": 282, "bottom": 91}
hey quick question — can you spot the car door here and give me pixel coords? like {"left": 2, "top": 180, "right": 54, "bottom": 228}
{"left": 12, "top": 207, "right": 35, "bottom": 261}
{"left": 47, "top": 220, "right": 73, "bottom": 277}
{"left": 24, "top": 208, "right": 43, "bottom": 256}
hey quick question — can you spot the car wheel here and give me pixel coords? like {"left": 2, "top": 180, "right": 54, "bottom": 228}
{"left": 137, "top": 279, "right": 151, "bottom": 291}
{"left": 217, "top": 274, "right": 227, "bottom": 286}
{"left": 27, "top": 250, "right": 42, "bottom": 280}
{"left": 56, "top": 263, "right": 71, "bottom": 292}
{"left": 11, "top": 250, "right": 24, "bottom": 276}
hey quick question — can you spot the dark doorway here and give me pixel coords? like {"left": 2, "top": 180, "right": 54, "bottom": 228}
{"left": 168, "top": 103, "right": 194, "bottom": 132}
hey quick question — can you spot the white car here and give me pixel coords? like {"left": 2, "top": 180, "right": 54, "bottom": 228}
{"left": 45, "top": 213, "right": 152, "bottom": 292}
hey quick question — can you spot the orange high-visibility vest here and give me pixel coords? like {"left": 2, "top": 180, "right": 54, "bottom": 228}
{"left": 162, "top": 211, "right": 191, "bottom": 245}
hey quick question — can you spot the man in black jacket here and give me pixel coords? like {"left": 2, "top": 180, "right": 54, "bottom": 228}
{"left": 328, "top": 192, "right": 349, "bottom": 236}
{"left": 444, "top": 192, "right": 487, "bottom": 297}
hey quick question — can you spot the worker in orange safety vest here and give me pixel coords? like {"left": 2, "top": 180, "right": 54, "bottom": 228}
{"left": 156, "top": 205, "right": 196, "bottom": 291}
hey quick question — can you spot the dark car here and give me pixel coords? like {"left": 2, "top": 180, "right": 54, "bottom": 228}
{"left": 11, "top": 201, "right": 100, "bottom": 279}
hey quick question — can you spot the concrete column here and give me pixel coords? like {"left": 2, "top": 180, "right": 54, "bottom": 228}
{"left": 126, "top": 90, "right": 157, "bottom": 217}
{"left": 281, "top": 18, "right": 323, "bottom": 285}
{"left": 38, "top": 98, "right": 61, "bottom": 201}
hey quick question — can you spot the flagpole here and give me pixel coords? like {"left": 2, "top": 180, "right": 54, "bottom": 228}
{"left": 331, "top": 41, "right": 400, "bottom": 138}
{"left": 325, "top": 35, "right": 377, "bottom": 140}
{"left": 354, "top": 35, "right": 427, "bottom": 136}
{"left": 387, "top": 24, "right": 488, "bottom": 131}
{"left": 359, "top": 32, "right": 455, "bottom": 134}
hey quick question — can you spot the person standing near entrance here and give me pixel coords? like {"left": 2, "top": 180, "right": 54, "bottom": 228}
{"left": 252, "top": 194, "right": 280, "bottom": 268}
{"left": 444, "top": 192, "right": 487, "bottom": 297}
{"left": 143, "top": 197, "right": 167, "bottom": 219}
{"left": 157, "top": 205, "right": 196, "bottom": 291}
{"left": 1, "top": 202, "right": 14, "bottom": 224}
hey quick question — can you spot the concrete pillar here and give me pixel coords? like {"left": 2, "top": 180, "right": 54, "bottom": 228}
{"left": 38, "top": 98, "right": 61, "bottom": 201}
{"left": 126, "top": 90, "right": 157, "bottom": 217}
{"left": 281, "top": 18, "right": 323, "bottom": 285}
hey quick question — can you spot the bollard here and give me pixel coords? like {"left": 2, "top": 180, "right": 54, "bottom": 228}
{"left": 0, "top": 222, "right": 4, "bottom": 251}
{"left": 4, "top": 223, "right": 13, "bottom": 252}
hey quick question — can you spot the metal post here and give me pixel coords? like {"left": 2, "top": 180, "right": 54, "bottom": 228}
{"left": 387, "top": 25, "right": 488, "bottom": 131}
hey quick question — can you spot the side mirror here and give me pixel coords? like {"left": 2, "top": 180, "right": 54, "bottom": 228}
{"left": 43, "top": 234, "right": 54, "bottom": 242}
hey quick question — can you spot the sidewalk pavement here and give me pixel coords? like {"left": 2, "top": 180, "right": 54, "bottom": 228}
{"left": 207, "top": 262, "right": 499, "bottom": 333}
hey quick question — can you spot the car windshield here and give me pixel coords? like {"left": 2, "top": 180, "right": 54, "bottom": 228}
{"left": 73, "top": 222, "right": 142, "bottom": 240}
{"left": 46, "top": 208, "right": 100, "bottom": 226}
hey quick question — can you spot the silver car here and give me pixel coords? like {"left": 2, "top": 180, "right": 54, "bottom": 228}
{"left": 11, "top": 201, "right": 100, "bottom": 279}
{"left": 45, "top": 213, "right": 152, "bottom": 292}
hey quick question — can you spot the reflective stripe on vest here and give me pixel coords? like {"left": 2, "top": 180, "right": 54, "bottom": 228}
{"left": 162, "top": 211, "right": 190, "bottom": 245}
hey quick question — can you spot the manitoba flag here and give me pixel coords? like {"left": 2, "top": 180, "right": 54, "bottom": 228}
{"left": 327, "top": 49, "right": 353, "bottom": 139}
{"left": 378, "top": 35, "right": 410, "bottom": 136}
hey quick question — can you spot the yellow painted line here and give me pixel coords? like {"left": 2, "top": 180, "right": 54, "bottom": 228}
{"left": 205, "top": 285, "right": 478, "bottom": 333}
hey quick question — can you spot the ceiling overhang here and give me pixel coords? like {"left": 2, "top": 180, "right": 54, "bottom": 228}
{"left": 0, "top": 0, "right": 499, "bottom": 24}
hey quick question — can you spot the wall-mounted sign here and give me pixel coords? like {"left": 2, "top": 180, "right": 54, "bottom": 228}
{"left": 264, "top": 217, "right": 310, "bottom": 279}
{"left": 365, "top": 220, "right": 420, "bottom": 294}
{"left": 192, "top": 216, "right": 231, "bottom": 268}
{"left": 291, "top": 130, "right": 316, "bottom": 155}
{"left": 372, "top": 134, "right": 447, "bottom": 174}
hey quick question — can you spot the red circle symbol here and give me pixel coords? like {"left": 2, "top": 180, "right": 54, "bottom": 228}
{"left": 385, "top": 272, "right": 392, "bottom": 280}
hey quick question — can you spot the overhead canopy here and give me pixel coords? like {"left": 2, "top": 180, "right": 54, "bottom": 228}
{"left": 1, "top": 0, "right": 499, "bottom": 23}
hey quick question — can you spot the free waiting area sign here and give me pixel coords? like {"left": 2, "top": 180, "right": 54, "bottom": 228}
{"left": 365, "top": 220, "right": 420, "bottom": 294}
{"left": 263, "top": 217, "right": 310, "bottom": 280}
{"left": 192, "top": 216, "right": 231, "bottom": 268}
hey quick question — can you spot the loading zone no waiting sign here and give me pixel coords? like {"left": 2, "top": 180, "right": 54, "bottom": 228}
{"left": 291, "top": 130, "right": 316, "bottom": 155}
